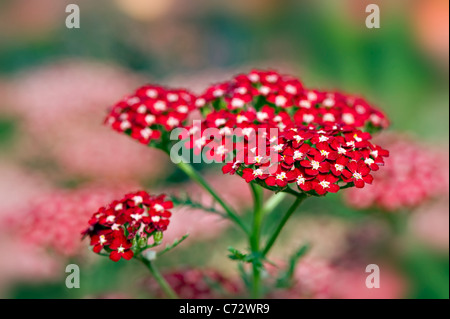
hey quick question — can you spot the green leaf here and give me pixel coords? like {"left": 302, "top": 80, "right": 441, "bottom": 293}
{"left": 276, "top": 243, "right": 310, "bottom": 288}
{"left": 227, "top": 247, "right": 250, "bottom": 262}
{"left": 157, "top": 234, "right": 189, "bottom": 257}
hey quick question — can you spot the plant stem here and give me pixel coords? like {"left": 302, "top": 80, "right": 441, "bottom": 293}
{"left": 174, "top": 158, "right": 249, "bottom": 235}
{"left": 262, "top": 193, "right": 307, "bottom": 257}
{"left": 138, "top": 257, "right": 178, "bottom": 299}
{"left": 262, "top": 192, "right": 287, "bottom": 215}
{"left": 249, "top": 182, "right": 264, "bottom": 298}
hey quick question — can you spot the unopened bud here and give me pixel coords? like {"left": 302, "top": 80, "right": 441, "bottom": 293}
{"left": 153, "top": 231, "right": 163, "bottom": 244}
{"left": 138, "top": 236, "right": 148, "bottom": 248}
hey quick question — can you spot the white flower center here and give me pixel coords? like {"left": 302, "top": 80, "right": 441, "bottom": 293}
{"left": 297, "top": 176, "right": 306, "bottom": 185}
{"left": 177, "top": 105, "right": 188, "bottom": 113}
{"left": 253, "top": 169, "right": 264, "bottom": 177}
{"left": 275, "top": 96, "right": 287, "bottom": 107}
{"left": 299, "top": 100, "right": 312, "bottom": 109}
{"left": 133, "top": 196, "right": 143, "bottom": 205}
{"left": 213, "top": 89, "right": 224, "bottom": 97}
{"left": 320, "top": 150, "right": 329, "bottom": 157}
{"left": 311, "top": 160, "right": 320, "bottom": 170}
{"left": 137, "top": 105, "right": 147, "bottom": 113}
{"left": 293, "top": 151, "right": 304, "bottom": 160}
{"left": 106, "top": 215, "right": 115, "bottom": 223}
{"left": 167, "top": 93, "right": 179, "bottom": 102}
{"left": 120, "top": 121, "right": 131, "bottom": 131}
{"left": 337, "top": 147, "right": 347, "bottom": 155}
{"left": 141, "top": 128, "right": 153, "bottom": 139}
{"left": 145, "top": 114, "right": 156, "bottom": 125}
{"left": 231, "top": 98, "right": 245, "bottom": 108}
{"left": 353, "top": 172, "right": 363, "bottom": 180}
{"left": 273, "top": 144, "right": 284, "bottom": 152}
{"left": 154, "top": 101, "right": 167, "bottom": 111}
{"left": 319, "top": 180, "right": 330, "bottom": 189}
{"left": 167, "top": 117, "right": 179, "bottom": 127}
{"left": 285, "top": 85, "right": 297, "bottom": 95}
{"left": 146, "top": 89, "right": 158, "bottom": 98}
{"left": 335, "top": 164, "right": 344, "bottom": 172}
{"left": 151, "top": 215, "right": 161, "bottom": 223}
{"left": 259, "top": 86, "right": 270, "bottom": 95}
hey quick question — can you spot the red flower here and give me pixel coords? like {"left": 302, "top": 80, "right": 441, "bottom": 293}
{"left": 331, "top": 156, "right": 352, "bottom": 178}
{"left": 83, "top": 191, "right": 174, "bottom": 262}
{"left": 109, "top": 234, "right": 134, "bottom": 262}
{"left": 312, "top": 174, "right": 340, "bottom": 195}
{"left": 345, "top": 161, "right": 373, "bottom": 188}
{"left": 300, "top": 157, "right": 331, "bottom": 176}
{"left": 292, "top": 168, "right": 315, "bottom": 192}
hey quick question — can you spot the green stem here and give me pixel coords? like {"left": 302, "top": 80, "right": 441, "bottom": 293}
{"left": 174, "top": 158, "right": 249, "bottom": 235}
{"left": 138, "top": 257, "right": 178, "bottom": 299}
{"left": 262, "top": 193, "right": 307, "bottom": 257}
{"left": 262, "top": 192, "right": 287, "bottom": 215}
{"left": 249, "top": 182, "right": 264, "bottom": 299}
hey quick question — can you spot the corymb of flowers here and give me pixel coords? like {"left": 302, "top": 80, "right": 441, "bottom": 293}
{"left": 82, "top": 191, "right": 174, "bottom": 262}
{"left": 95, "top": 69, "right": 391, "bottom": 298}
{"left": 104, "top": 70, "right": 390, "bottom": 197}
{"left": 105, "top": 85, "right": 196, "bottom": 147}
{"left": 221, "top": 126, "right": 389, "bottom": 195}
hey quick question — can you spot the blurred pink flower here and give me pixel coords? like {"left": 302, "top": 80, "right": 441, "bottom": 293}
{"left": 12, "top": 185, "right": 137, "bottom": 257}
{"left": 0, "top": 164, "right": 50, "bottom": 218}
{"left": 344, "top": 133, "right": 449, "bottom": 211}
{"left": 410, "top": 198, "right": 449, "bottom": 250}
{"left": 144, "top": 268, "right": 241, "bottom": 299}
{"left": 7, "top": 60, "right": 169, "bottom": 182}
{"left": 270, "top": 259, "right": 406, "bottom": 299}
{"left": 0, "top": 236, "right": 60, "bottom": 296}
{"left": 269, "top": 258, "right": 335, "bottom": 299}
{"left": 331, "top": 266, "right": 406, "bottom": 299}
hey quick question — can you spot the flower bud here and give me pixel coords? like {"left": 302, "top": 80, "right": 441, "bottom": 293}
{"left": 153, "top": 231, "right": 163, "bottom": 244}
{"left": 138, "top": 236, "right": 148, "bottom": 248}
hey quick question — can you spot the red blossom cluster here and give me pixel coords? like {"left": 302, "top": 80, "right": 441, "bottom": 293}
{"left": 220, "top": 126, "right": 389, "bottom": 195}
{"left": 105, "top": 70, "right": 390, "bottom": 196}
{"left": 106, "top": 85, "right": 196, "bottom": 145}
{"left": 144, "top": 268, "right": 241, "bottom": 299}
{"left": 83, "top": 191, "right": 173, "bottom": 262}
{"left": 195, "top": 69, "right": 389, "bottom": 130}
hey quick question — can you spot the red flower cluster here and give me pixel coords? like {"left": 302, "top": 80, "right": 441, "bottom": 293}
{"left": 83, "top": 191, "right": 173, "bottom": 262}
{"left": 221, "top": 126, "right": 389, "bottom": 195}
{"left": 144, "top": 268, "right": 240, "bottom": 299}
{"left": 106, "top": 85, "right": 196, "bottom": 145}
{"left": 195, "top": 69, "right": 389, "bottom": 131}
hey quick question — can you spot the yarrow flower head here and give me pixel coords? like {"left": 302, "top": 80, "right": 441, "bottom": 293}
{"left": 220, "top": 125, "right": 389, "bottom": 196}
{"left": 106, "top": 85, "right": 196, "bottom": 146}
{"left": 83, "top": 191, "right": 173, "bottom": 262}
{"left": 182, "top": 70, "right": 390, "bottom": 194}
{"left": 194, "top": 69, "right": 389, "bottom": 132}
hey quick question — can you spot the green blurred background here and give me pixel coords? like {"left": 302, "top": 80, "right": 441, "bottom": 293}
{"left": 0, "top": 0, "right": 448, "bottom": 299}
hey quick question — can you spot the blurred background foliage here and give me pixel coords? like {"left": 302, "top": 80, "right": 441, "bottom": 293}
{"left": 0, "top": 0, "right": 448, "bottom": 299}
